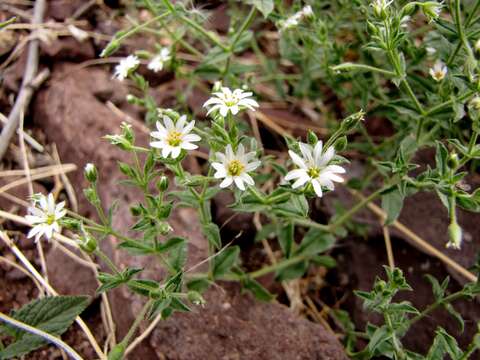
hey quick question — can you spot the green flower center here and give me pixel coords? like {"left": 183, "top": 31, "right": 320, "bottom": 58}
{"left": 167, "top": 131, "right": 182, "bottom": 146}
{"left": 225, "top": 97, "right": 238, "bottom": 107}
{"left": 46, "top": 214, "right": 56, "bottom": 225}
{"left": 227, "top": 160, "right": 245, "bottom": 177}
{"left": 307, "top": 167, "right": 321, "bottom": 178}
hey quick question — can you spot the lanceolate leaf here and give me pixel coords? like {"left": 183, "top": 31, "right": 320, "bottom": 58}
{"left": 0, "top": 296, "right": 89, "bottom": 359}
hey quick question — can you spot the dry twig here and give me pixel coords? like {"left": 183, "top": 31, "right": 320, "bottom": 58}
{"left": 0, "top": 0, "right": 48, "bottom": 159}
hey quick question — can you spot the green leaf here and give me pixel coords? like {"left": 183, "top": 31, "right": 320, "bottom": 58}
{"left": 381, "top": 186, "right": 404, "bottom": 225}
{"left": 243, "top": 277, "right": 275, "bottom": 302}
{"left": 367, "top": 325, "right": 391, "bottom": 354}
{"left": 202, "top": 222, "right": 222, "bottom": 250}
{"left": 277, "top": 222, "right": 294, "bottom": 258}
{"left": 295, "top": 229, "right": 336, "bottom": 257}
{"left": 0, "top": 296, "right": 89, "bottom": 359}
{"left": 276, "top": 260, "right": 308, "bottom": 281}
{"left": 254, "top": 223, "right": 276, "bottom": 242}
{"left": 213, "top": 246, "right": 240, "bottom": 279}
{"left": 426, "top": 327, "right": 463, "bottom": 360}
{"left": 187, "top": 277, "right": 211, "bottom": 293}
{"left": 246, "top": 0, "right": 274, "bottom": 18}
{"left": 444, "top": 303, "right": 464, "bottom": 333}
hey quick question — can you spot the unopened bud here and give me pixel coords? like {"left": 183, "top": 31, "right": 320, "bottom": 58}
{"left": 213, "top": 81, "right": 222, "bottom": 92}
{"left": 307, "top": 130, "right": 318, "bottom": 145}
{"left": 79, "top": 230, "right": 97, "bottom": 253}
{"left": 335, "top": 136, "right": 348, "bottom": 152}
{"left": 187, "top": 290, "right": 206, "bottom": 306}
{"left": 157, "top": 176, "right": 169, "bottom": 192}
{"left": 84, "top": 163, "right": 98, "bottom": 183}
{"left": 341, "top": 110, "right": 365, "bottom": 132}
{"left": 447, "top": 221, "right": 462, "bottom": 250}
{"left": 447, "top": 153, "right": 459, "bottom": 169}
{"left": 158, "top": 222, "right": 173, "bottom": 235}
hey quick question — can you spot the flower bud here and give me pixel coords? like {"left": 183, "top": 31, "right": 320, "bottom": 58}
{"left": 307, "top": 130, "right": 318, "bottom": 145}
{"left": 131, "top": 205, "right": 142, "bottom": 217}
{"left": 157, "top": 176, "right": 169, "bottom": 192}
{"left": 447, "top": 221, "right": 462, "bottom": 250}
{"left": 84, "top": 163, "right": 98, "bottom": 183}
{"left": 158, "top": 222, "right": 173, "bottom": 235}
{"left": 100, "top": 39, "right": 120, "bottom": 58}
{"left": 158, "top": 108, "right": 180, "bottom": 121}
{"left": 213, "top": 81, "right": 222, "bottom": 92}
{"left": 334, "top": 136, "right": 348, "bottom": 152}
{"left": 120, "top": 122, "right": 134, "bottom": 144}
{"left": 447, "top": 152, "right": 459, "bottom": 169}
{"left": 422, "top": 1, "right": 443, "bottom": 22}
{"left": 79, "top": 230, "right": 97, "bottom": 253}
{"left": 475, "top": 39, "right": 480, "bottom": 53}
{"left": 341, "top": 110, "right": 365, "bottom": 132}
{"left": 187, "top": 290, "right": 206, "bottom": 306}
{"left": 374, "top": 279, "right": 387, "bottom": 293}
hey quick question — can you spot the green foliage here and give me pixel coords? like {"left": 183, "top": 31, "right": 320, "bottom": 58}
{"left": 0, "top": 296, "right": 89, "bottom": 359}
{"left": 350, "top": 267, "right": 480, "bottom": 359}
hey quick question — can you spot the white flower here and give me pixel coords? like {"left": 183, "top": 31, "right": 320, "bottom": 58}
{"left": 280, "top": 5, "right": 313, "bottom": 31}
{"left": 285, "top": 141, "right": 346, "bottom": 197}
{"left": 211, "top": 144, "right": 261, "bottom": 191}
{"left": 301, "top": 5, "right": 314, "bottom": 17}
{"left": 281, "top": 16, "right": 300, "bottom": 30}
{"left": 147, "top": 48, "right": 171, "bottom": 72}
{"left": 203, "top": 87, "right": 259, "bottom": 117}
{"left": 113, "top": 55, "right": 139, "bottom": 81}
{"left": 150, "top": 115, "right": 201, "bottom": 158}
{"left": 25, "top": 193, "right": 66, "bottom": 242}
{"left": 429, "top": 60, "right": 447, "bottom": 81}
{"left": 426, "top": 46, "right": 437, "bottom": 55}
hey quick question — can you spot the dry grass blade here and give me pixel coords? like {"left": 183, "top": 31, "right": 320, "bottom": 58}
{"left": 0, "top": 164, "right": 77, "bottom": 195}
{"left": 350, "top": 189, "right": 477, "bottom": 282}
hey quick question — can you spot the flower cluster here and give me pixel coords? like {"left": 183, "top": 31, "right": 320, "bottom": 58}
{"left": 26, "top": 193, "right": 66, "bottom": 242}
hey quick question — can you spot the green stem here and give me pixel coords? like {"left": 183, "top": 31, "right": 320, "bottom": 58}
{"left": 95, "top": 248, "right": 121, "bottom": 276}
{"left": 385, "top": 313, "right": 406, "bottom": 359}
{"left": 143, "top": 0, "right": 203, "bottom": 57}
{"left": 113, "top": 13, "right": 169, "bottom": 45}
{"left": 331, "top": 63, "right": 396, "bottom": 76}
{"left": 408, "top": 291, "right": 465, "bottom": 326}
{"left": 329, "top": 187, "right": 385, "bottom": 231}
{"left": 118, "top": 299, "right": 153, "bottom": 349}
{"left": 248, "top": 254, "right": 307, "bottom": 278}
{"left": 161, "top": 0, "right": 228, "bottom": 51}
{"left": 0, "top": 312, "right": 84, "bottom": 360}
{"left": 425, "top": 90, "right": 475, "bottom": 116}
